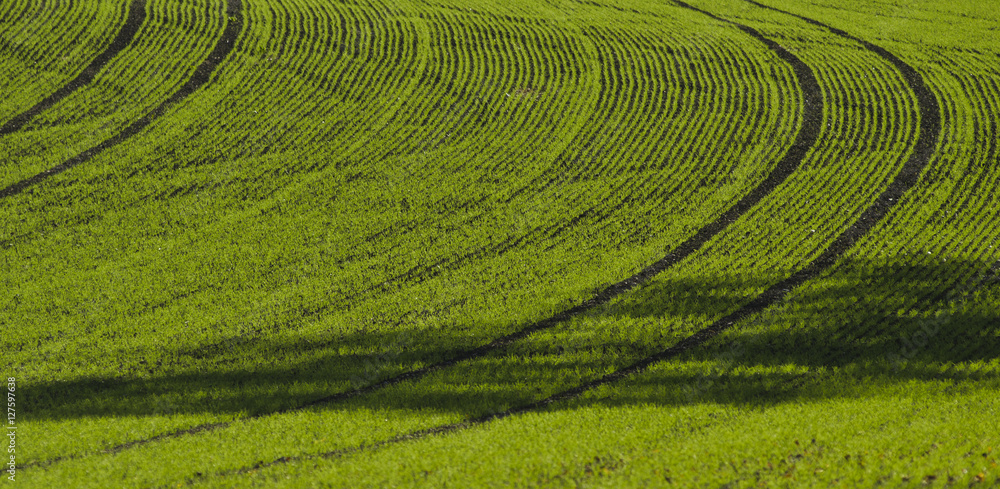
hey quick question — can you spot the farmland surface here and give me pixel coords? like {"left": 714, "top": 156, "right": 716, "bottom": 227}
{"left": 2, "top": 0, "right": 999, "bottom": 487}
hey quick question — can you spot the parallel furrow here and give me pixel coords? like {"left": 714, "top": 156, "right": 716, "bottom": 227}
{"left": 0, "top": 0, "right": 242, "bottom": 199}
{"left": 185, "top": 0, "right": 941, "bottom": 477}
{"left": 25, "top": 0, "right": 822, "bottom": 476}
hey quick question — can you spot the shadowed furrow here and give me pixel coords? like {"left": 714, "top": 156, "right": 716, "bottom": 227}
{"left": 447, "top": 0, "right": 943, "bottom": 443}
{"left": 19, "top": 0, "right": 820, "bottom": 472}
{"left": 391, "top": 0, "right": 942, "bottom": 456}
{"left": 0, "top": 0, "right": 146, "bottom": 136}
{"left": 0, "top": 0, "right": 242, "bottom": 200}
{"left": 69, "top": 1, "right": 829, "bottom": 481}
{"left": 197, "top": 0, "right": 943, "bottom": 476}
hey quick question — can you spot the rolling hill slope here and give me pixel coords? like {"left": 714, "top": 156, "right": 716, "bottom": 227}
{"left": 2, "top": 0, "right": 997, "bottom": 487}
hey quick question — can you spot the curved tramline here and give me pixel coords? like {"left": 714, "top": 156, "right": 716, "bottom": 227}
{"left": 557, "top": 23, "right": 1000, "bottom": 481}
{"left": 885, "top": 49, "right": 1000, "bottom": 246}
{"left": 5, "top": 0, "right": 997, "bottom": 486}
{"left": 16, "top": 0, "right": 825, "bottom": 480}
{"left": 7, "top": 0, "right": 428, "bottom": 460}
{"left": 2, "top": 0, "right": 435, "bottom": 357}
{"left": 240, "top": 18, "right": 801, "bottom": 331}
{"left": 0, "top": 0, "right": 232, "bottom": 193}
{"left": 11, "top": 0, "right": 804, "bottom": 468}
{"left": 340, "top": 0, "right": 932, "bottom": 430}
{"left": 7, "top": 0, "right": 430, "bottom": 466}
{"left": 0, "top": 0, "right": 242, "bottom": 199}
{"left": 0, "top": 0, "right": 146, "bottom": 136}
{"left": 5, "top": 3, "right": 580, "bottom": 346}
{"left": 322, "top": 4, "right": 800, "bottom": 324}
{"left": 162, "top": 0, "right": 945, "bottom": 480}
{"left": 13, "top": 2, "right": 584, "bottom": 458}
{"left": 813, "top": 34, "right": 1000, "bottom": 328}
{"left": 0, "top": 2, "right": 125, "bottom": 121}
{"left": 9, "top": 2, "right": 572, "bottom": 358}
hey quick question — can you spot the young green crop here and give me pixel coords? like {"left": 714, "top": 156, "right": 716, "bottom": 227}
{"left": 1, "top": 0, "right": 998, "bottom": 486}
{"left": 0, "top": 1, "right": 123, "bottom": 122}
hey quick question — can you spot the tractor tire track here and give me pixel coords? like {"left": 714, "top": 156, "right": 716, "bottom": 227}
{"left": 292, "top": 0, "right": 822, "bottom": 413}
{"left": 0, "top": 0, "right": 242, "bottom": 200}
{"left": 0, "top": 0, "right": 146, "bottom": 136}
{"left": 184, "top": 0, "right": 942, "bottom": 479}
{"left": 31, "top": 0, "right": 824, "bottom": 471}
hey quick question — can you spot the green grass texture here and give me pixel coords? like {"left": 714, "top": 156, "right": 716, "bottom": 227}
{"left": 2, "top": 0, "right": 998, "bottom": 487}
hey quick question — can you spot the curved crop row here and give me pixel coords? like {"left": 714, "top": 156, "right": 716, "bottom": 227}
{"left": 4, "top": 0, "right": 432, "bottom": 464}
{"left": 11, "top": 0, "right": 808, "bottom": 476}
{"left": 0, "top": 0, "right": 228, "bottom": 191}
{"left": 158, "top": 0, "right": 965, "bottom": 483}
{"left": 508, "top": 7, "right": 1000, "bottom": 485}
{"left": 0, "top": 1, "right": 126, "bottom": 123}
{"left": 144, "top": 0, "right": 950, "bottom": 481}
{"left": 0, "top": 0, "right": 147, "bottom": 137}
{"left": 8, "top": 1, "right": 817, "bottom": 483}
{"left": 6, "top": 0, "right": 998, "bottom": 486}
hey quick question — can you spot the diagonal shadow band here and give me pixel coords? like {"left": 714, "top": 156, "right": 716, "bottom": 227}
{"left": 289, "top": 0, "right": 825, "bottom": 413}
{"left": 200, "top": 0, "right": 943, "bottom": 478}
{"left": 10, "top": 2, "right": 242, "bottom": 469}
{"left": 22, "top": 0, "right": 827, "bottom": 470}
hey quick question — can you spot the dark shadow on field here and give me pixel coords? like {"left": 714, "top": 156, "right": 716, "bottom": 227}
{"left": 21, "top": 258, "right": 1000, "bottom": 421}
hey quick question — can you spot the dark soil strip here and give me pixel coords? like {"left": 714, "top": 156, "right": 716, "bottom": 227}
{"left": 291, "top": 0, "right": 823, "bottom": 410}
{"left": 0, "top": 0, "right": 146, "bottom": 136}
{"left": 0, "top": 0, "right": 242, "bottom": 200}
{"left": 186, "top": 0, "right": 942, "bottom": 479}
{"left": 30, "top": 0, "right": 823, "bottom": 475}
{"left": 16, "top": 2, "right": 242, "bottom": 468}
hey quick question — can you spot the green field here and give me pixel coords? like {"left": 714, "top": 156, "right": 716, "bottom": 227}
{"left": 2, "top": 0, "right": 998, "bottom": 487}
